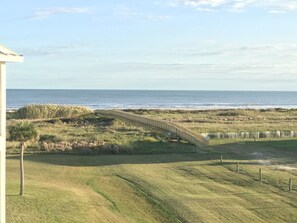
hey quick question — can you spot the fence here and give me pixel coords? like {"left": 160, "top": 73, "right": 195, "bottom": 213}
{"left": 97, "top": 110, "right": 209, "bottom": 148}
{"left": 219, "top": 155, "right": 295, "bottom": 192}
{"left": 203, "top": 130, "right": 297, "bottom": 140}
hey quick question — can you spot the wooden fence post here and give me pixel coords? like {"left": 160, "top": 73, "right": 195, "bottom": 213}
{"left": 259, "top": 169, "right": 262, "bottom": 181}
{"left": 289, "top": 178, "right": 293, "bottom": 191}
{"left": 220, "top": 155, "right": 223, "bottom": 164}
{"left": 236, "top": 162, "right": 239, "bottom": 173}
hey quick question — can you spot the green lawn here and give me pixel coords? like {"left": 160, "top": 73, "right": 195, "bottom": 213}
{"left": 7, "top": 140, "right": 297, "bottom": 223}
{"left": 6, "top": 109, "right": 297, "bottom": 222}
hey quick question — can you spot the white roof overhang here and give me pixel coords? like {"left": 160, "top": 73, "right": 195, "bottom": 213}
{"left": 0, "top": 45, "right": 23, "bottom": 63}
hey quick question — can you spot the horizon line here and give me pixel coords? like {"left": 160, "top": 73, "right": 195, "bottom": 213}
{"left": 6, "top": 88, "right": 297, "bottom": 92}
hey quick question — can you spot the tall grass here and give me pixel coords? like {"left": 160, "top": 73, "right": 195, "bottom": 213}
{"left": 128, "top": 109, "right": 297, "bottom": 133}
{"left": 14, "top": 104, "right": 93, "bottom": 119}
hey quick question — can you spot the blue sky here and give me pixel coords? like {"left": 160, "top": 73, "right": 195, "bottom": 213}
{"left": 1, "top": 0, "right": 297, "bottom": 90}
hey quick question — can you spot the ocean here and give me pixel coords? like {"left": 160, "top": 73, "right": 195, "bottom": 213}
{"left": 7, "top": 89, "right": 297, "bottom": 110}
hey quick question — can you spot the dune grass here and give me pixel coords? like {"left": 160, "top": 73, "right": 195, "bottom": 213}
{"left": 6, "top": 113, "right": 196, "bottom": 154}
{"left": 127, "top": 109, "right": 297, "bottom": 133}
{"left": 6, "top": 139, "right": 297, "bottom": 223}
{"left": 13, "top": 104, "right": 93, "bottom": 119}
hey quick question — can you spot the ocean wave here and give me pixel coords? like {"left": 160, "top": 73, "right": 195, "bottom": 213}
{"left": 8, "top": 103, "right": 297, "bottom": 111}
{"left": 7, "top": 89, "right": 297, "bottom": 110}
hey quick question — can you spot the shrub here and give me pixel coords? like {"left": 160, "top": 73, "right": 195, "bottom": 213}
{"left": 14, "top": 104, "right": 93, "bottom": 119}
{"left": 143, "top": 136, "right": 159, "bottom": 143}
{"left": 9, "top": 122, "right": 38, "bottom": 142}
{"left": 217, "top": 110, "right": 243, "bottom": 117}
{"left": 39, "top": 134, "right": 61, "bottom": 142}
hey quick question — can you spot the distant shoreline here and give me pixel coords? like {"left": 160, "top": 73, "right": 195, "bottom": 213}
{"left": 7, "top": 89, "right": 297, "bottom": 92}
{"left": 7, "top": 106, "right": 297, "bottom": 112}
{"left": 7, "top": 89, "right": 297, "bottom": 110}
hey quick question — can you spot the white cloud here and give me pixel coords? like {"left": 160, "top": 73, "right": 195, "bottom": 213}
{"left": 92, "top": 62, "right": 297, "bottom": 83}
{"left": 115, "top": 5, "right": 139, "bottom": 18}
{"left": 167, "top": 0, "right": 297, "bottom": 12}
{"left": 179, "top": 0, "right": 225, "bottom": 7}
{"left": 115, "top": 5, "right": 170, "bottom": 21}
{"left": 268, "top": 10, "right": 286, "bottom": 14}
{"left": 174, "top": 43, "right": 297, "bottom": 58}
{"left": 21, "top": 44, "right": 83, "bottom": 56}
{"left": 31, "top": 7, "right": 93, "bottom": 19}
{"left": 144, "top": 15, "right": 170, "bottom": 21}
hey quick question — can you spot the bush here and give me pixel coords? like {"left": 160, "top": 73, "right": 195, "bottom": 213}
{"left": 217, "top": 110, "right": 243, "bottom": 117}
{"left": 14, "top": 104, "right": 93, "bottom": 119}
{"left": 9, "top": 122, "right": 38, "bottom": 142}
{"left": 39, "top": 134, "right": 61, "bottom": 142}
{"left": 143, "top": 136, "right": 159, "bottom": 143}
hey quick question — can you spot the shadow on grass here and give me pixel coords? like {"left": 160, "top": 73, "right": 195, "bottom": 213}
{"left": 7, "top": 153, "right": 212, "bottom": 167}
{"left": 7, "top": 139, "right": 204, "bottom": 166}
{"left": 7, "top": 139, "right": 297, "bottom": 167}
{"left": 210, "top": 139, "right": 297, "bottom": 165}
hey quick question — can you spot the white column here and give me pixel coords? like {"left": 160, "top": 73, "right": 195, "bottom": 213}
{"left": 0, "top": 62, "right": 6, "bottom": 223}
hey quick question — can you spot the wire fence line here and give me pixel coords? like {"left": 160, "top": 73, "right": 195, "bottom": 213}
{"left": 97, "top": 110, "right": 209, "bottom": 148}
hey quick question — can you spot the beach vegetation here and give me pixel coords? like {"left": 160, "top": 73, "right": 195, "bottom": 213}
{"left": 127, "top": 109, "right": 297, "bottom": 133}
{"left": 8, "top": 122, "right": 38, "bottom": 196}
{"left": 7, "top": 113, "right": 195, "bottom": 155}
{"left": 13, "top": 104, "right": 93, "bottom": 119}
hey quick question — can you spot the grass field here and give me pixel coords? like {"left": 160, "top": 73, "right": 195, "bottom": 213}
{"left": 127, "top": 109, "right": 297, "bottom": 133}
{"left": 6, "top": 108, "right": 297, "bottom": 222}
{"left": 7, "top": 139, "right": 297, "bottom": 223}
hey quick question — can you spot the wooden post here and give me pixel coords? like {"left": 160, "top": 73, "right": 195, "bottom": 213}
{"left": 0, "top": 62, "right": 6, "bottom": 223}
{"left": 0, "top": 45, "right": 23, "bottom": 223}
{"left": 20, "top": 143, "right": 25, "bottom": 196}
{"left": 289, "top": 178, "right": 293, "bottom": 191}
{"left": 236, "top": 162, "right": 239, "bottom": 173}
{"left": 220, "top": 155, "right": 223, "bottom": 164}
{"left": 259, "top": 168, "right": 262, "bottom": 181}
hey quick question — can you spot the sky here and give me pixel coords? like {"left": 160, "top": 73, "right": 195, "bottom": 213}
{"left": 1, "top": 0, "right": 297, "bottom": 90}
